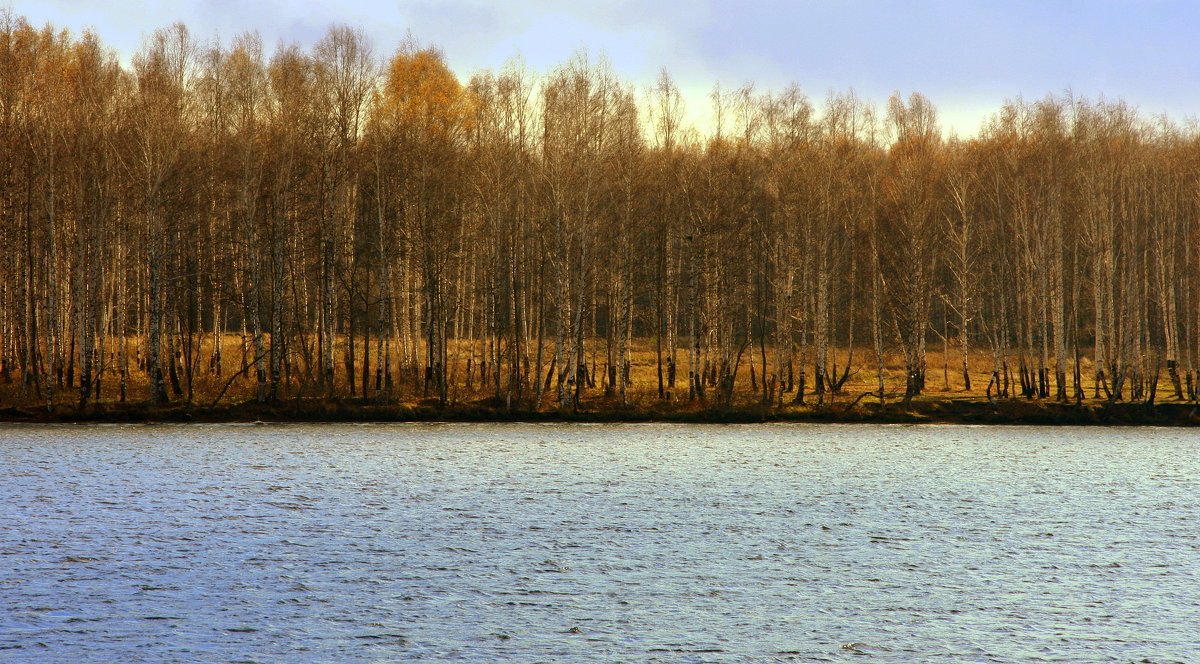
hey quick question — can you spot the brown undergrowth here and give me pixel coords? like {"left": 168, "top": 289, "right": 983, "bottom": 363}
{"left": 1, "top": 337, "right": 1195, "bottom": 425}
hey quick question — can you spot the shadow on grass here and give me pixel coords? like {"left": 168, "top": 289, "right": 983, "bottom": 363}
{"left": 2, "top": 395, "right": 1198, "bottom": 426}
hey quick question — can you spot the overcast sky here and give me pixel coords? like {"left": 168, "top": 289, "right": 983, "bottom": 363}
{"left": 12, "top": 0, "right": 1200, "bottom": 136}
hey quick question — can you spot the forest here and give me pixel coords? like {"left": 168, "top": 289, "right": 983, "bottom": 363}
{"left": 2, "top": 12, "right": 1199, "bottom": 419}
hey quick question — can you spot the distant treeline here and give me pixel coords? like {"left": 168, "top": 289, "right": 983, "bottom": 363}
{"left": 1, "top": 13, "right": 1197, "bottom": 411}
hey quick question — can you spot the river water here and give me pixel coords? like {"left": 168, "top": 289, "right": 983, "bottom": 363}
{"left": 1, "top": 423, "right": 1197, "bottom": 663}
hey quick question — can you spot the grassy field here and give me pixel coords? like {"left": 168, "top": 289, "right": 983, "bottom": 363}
{"left": 0, "top": 335, "right": 1195, "bottom": 425}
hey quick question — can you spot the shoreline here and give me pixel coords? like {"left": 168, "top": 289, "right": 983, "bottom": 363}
{"left": 2, "top": 398, "right": 1198, "bottom": 427}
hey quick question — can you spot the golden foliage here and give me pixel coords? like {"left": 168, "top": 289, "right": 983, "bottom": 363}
{"left": 373, "top": 47, "right": 475, "bottom": 138}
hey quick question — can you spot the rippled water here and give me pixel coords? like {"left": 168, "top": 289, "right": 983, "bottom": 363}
{"left": 1, "top": 423, "right": 1198, "bottom": 663}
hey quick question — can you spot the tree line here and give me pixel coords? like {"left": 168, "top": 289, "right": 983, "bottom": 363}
{"left": 2, "top": 13, "right": 1198, "bottom": 412}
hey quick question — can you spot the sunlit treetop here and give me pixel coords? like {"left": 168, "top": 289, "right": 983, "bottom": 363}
{"left": 373, "top": 46, "right": 476, "bottom": 139}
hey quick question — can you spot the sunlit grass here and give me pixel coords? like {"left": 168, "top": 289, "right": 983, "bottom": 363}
{"left": 1, "top": 334, "right": 1187, "bottom": 414}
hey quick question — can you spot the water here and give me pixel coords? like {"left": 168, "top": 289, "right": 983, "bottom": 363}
{"left": 1, "top": 423, "right": 1197, "bottom": 663}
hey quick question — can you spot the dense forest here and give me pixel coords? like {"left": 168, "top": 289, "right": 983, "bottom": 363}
{"left": 2, "top": 13, "right": 1199, "bottom": 415}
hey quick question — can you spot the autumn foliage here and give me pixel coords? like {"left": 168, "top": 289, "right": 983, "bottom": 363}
{"left": 2, "top": 12, "right": 1199, "bottom": 415}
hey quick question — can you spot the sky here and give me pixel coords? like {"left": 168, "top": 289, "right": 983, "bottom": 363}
{"left": 11, "top": 0, "right": 1200, "bottom": 136}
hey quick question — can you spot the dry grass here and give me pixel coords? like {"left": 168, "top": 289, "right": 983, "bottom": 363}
{"left": 0, "top": 334, "right": 1188, "bottom": 413}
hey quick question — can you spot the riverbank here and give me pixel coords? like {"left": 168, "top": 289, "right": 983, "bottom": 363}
{"left": 2, "top": 396, "right": 1198, "bottom": 426}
